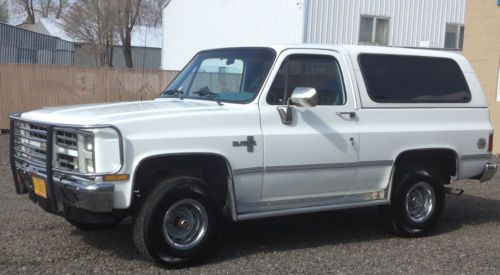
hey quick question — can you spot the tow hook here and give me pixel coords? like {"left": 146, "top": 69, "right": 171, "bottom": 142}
{"left": 444, "top": 187, "right": 464, "bottom": 196}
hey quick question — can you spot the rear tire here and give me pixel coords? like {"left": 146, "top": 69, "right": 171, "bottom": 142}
{"left": 132, "top": 176, "right": 220, "bottom": 268}
{"left": 380, "top": 164, "right": 445, "bottom": 237}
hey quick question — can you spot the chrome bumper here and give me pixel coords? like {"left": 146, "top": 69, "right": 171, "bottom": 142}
{"left": 16, "top": 166, "right": 114, "bottom": 213}
{"left": 479, "top": 162, "right": 497, "bottom": 182}
{"left": 54, "top": 177, "right": 114, "bottom": 212}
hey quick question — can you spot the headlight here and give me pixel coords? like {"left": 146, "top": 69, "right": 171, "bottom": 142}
{"left": 53, "top": 127, "right": 121, "bottom": 175}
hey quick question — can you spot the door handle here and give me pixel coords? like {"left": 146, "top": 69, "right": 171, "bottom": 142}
{"left": 336, "top": 111, "right": 356, "bottom": 118}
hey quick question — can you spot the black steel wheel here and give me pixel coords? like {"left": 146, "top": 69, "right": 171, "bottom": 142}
{"left": 380, "top": 165, "right": 445, "bottom": 237}
{"left": 132, "top": 176, "right": 220, "bottom": 268}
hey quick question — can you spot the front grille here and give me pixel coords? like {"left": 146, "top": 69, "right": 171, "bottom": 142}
{"left": 12, "top": 121, "right": 48, "bottom": 167}
{"left": 57, "top": 153, "right": 78, "bottom": 170}
{"left": 12, "top": 120, "right": 81, "bottom": 173}
{"left": 56, "top": 130, "right": 77, "bottom": 149}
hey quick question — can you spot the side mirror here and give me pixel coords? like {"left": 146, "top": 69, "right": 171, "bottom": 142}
{"left": 290, "top": 87, "right": 318, "bottom": 107}
{"left": 277, "top": 87, "right": 318, "bottom": 124}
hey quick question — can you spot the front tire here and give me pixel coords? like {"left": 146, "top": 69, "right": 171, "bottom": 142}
{"left": 133, "top": 176, "right": 219, "bottom": 268}
{"left": 380, "top": 165, "right": 445, "bottom": 237}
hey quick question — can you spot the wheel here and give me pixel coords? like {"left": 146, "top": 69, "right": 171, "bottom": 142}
{"left": 133, "top": 176, "right": 220, "bottom": 268}
{"left": 380, "top": 165, "right": 445, "bottom": 237}
{"left": 63, "top": 207, "right": 124, "bottom": 231}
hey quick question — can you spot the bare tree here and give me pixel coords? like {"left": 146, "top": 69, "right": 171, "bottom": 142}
{"left": 0, "top": 0, "right": 8, "bottom": 23}
{"left": 53, "top": 0, "right": 68, "bottom": 19}
{"left": 142, "top": 0, "right": 167, "bottom": 27}
{"left": 38, "top": 0, "right": 52, "bottom": 17}
{"left": 116, "top": 0, "right": 143, "bottom": 68}
{"left": 14, "top": 0, "right": 36, "bottom": 23}
{"left": 63, "top": 0, "right": 117, "bottom": 67}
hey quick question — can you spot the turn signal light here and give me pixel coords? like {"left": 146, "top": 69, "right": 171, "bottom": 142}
{"left": 103, "top": 174, "right": 130, "bottom": 181}
{"left": 488, "top": 133, "right": 493, "bottom": 153}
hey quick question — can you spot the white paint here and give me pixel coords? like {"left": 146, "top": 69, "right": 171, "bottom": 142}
{"left": 21, "top": 45, "right": 493, "bottom": 213}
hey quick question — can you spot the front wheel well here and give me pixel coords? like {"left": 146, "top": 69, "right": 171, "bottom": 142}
{"left": 132, "top": 154, "right": 233, "bottom": 216}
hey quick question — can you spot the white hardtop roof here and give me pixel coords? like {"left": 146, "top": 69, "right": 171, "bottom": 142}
{"left": 203, "top": 44, "right": 471, "bottom": 72}
{"left": 208, "top": 43, "right": 463, "bottom": 59}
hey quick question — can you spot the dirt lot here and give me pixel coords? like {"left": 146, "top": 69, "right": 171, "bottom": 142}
{"left": 1, "top": 134, "right": 499, "bottom": 274}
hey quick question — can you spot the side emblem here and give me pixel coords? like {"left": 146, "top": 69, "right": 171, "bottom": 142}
{"left": 477, "top": 138, "right": 486, "bottom": 149}
{"left": 233, "top": 136, "right": 257, "bottom": 152}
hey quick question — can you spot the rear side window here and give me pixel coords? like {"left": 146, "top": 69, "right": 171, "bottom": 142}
{"left": 358, "top": 54, "right": 471, "bottom": 103}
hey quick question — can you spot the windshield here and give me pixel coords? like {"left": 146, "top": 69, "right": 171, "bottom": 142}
{"left": 160, "top": 48, "right": 276, "bottom": 103}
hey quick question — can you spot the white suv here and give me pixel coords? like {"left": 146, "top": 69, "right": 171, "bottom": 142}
{"left": 10, "top": 45, "right": 497, "bottom": 267}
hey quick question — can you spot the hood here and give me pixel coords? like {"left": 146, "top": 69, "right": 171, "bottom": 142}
{"left": 20, "top": 98, "right": 230, "bottom": 125}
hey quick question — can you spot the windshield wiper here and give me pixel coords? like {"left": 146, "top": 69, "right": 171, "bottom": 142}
{"left": 193, "top": 90, "right": 223, "bottom": 105}
{"left": 162, "top": 89, "right": 184, "bottom": 99}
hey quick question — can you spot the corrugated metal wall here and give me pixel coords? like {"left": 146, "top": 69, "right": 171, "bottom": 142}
{"left": 0, "top": 23, "right": 74, "bottom": 65}
{"left": 112, "top": 46, "right": 162, "bottom": 69}
{"left": 305, "top": 0, "right": 466, "bottom": 47}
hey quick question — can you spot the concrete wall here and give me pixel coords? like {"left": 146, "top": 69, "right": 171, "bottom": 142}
{"left": 463, "top": 0, "right": 500, "bottom": 152}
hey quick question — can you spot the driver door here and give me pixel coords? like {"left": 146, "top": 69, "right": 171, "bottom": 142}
{"left": 258, "top": 49, "right": 359, "bottom": 206}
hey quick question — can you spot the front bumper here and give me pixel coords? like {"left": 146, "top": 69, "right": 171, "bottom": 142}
{"left": 9, "top": 114, "right": 118, "bottom": 214}
{"left": 15, "top": 166, "right": 115, "bottom": 213}
{"left": 479, "top": 162, "right": 497, "bottom": 182}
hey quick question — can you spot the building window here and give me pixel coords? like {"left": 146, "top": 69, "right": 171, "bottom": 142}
{"left": 359, "top": 16, "right": 390, "bottom": 45}
{"left": 444, "top": 24, "right": 465, "bottom": 50}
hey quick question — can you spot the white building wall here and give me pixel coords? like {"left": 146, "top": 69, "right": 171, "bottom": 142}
{"left": 162, "top": 0, "right": 306, "bottom": 70}
{"left": 305, "top": 0, "right": 466, "bottom": 47}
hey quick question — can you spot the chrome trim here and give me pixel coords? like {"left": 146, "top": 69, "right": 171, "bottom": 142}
{"left": 358, "top": 160, "right": 393, "bottom": 167}
{"left": 15, "top": 163, "right": 114, "bottom": 212}
{"left": 238, "top": 199, "right": 388, "bottom": 221}
{"left": 233, "top": 160, "right": 393, "bottom": 175}
{"left": 460, "top": 154, "right": 493, "bottom": 160}
{"left": 480, "top": 162, "right": 497, "bottom": 182}
{"left": 237, "top": 190, "right": 388, "bottom": 215}
{"left": 233, "top": 167, "right": 265, "bottom": 175}
{"left": 54, "top": 177, "right": 114, "bottom": 212}
{"left": 10, "top": 113, "right": 125, "bottom": 178}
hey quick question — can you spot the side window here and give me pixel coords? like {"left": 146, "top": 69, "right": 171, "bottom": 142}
{"left": 266, "top": 54, "right": 346, "bottom": 106}
{"left": 358, "top": 54, "right": 471, "bottom": 103}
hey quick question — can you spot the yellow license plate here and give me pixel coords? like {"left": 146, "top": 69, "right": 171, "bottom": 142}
{"left": 32, "top": 176, "right": 47, "bottom": 199}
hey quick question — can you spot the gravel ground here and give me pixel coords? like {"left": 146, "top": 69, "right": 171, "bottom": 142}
{"left": 1, "top": 134, "right": 499, "bottom": 274}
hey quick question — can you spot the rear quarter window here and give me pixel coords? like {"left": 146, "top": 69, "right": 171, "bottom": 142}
{"left": 358, "top": 54, "right": 471, "bottom": 103}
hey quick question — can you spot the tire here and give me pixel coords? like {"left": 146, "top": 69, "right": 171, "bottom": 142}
{"left": 380, "top": 164, "right": 445, "bottom": 237}
{"left": 132, "top": 176, "right": 220, "bottom": 268}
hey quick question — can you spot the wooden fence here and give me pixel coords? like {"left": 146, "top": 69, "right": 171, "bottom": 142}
{"left": 0, "top": 63, "right": 178, "bottom": 129}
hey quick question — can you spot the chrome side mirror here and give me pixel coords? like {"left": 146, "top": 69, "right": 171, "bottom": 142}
{"left": 290, "top": 87, "right": 318, "bottom": 107}
{"left": 277, "top": 87, "right": 318, "bottom": 124}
